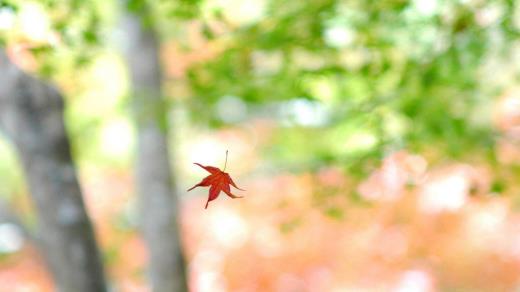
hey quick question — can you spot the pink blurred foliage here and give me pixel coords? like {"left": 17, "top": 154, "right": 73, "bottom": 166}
{"left": 494, "top": 88, "right": 520, "bottom": 164}
{"left": 181, "top": 149, "right": 520, "bottom": 291}
{"left": 161, "top": 21, "right": 224, "bottom": 80}
{"left": 358, "top": 151, "right": 427, "bottom": 202}
{"left": 6, "top": 91, "right": 520, "bottom": 291}
{"left": 6, "top": 44, "right": 39, "bottom": 72}
{"left": 80, "top": 169, "right": 149, "bottom": 292}
{"left": 5, "top": 148, "right": 520, "bottom": 291}
{"left": 0, "top": 246, "right": 53, "bottom": 292}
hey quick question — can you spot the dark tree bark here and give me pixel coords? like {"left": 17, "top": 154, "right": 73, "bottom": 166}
{"left": 0, "top": 50, "right": 107, "bottom": 292}
{"left": 121, "top": 7, "right": 188, "bottom": 292}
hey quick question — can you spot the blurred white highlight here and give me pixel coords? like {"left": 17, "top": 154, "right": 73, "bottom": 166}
{"left": 0, "top": 223, "right": 24, "bottom": 253}
{"left": 217, "top": 95, "right": 247, "bottom": 123}
{"left": 19, "top": 4, "right": 50, "bottom": 42}
{"left": 394, "top": 269, "right": 433, "bottom": 292}
{"left": 324, "top": 26, "right": 355, "bottom": 48}
{"left": 0, "top": 8, "right": 15, "bottom": 30}
{"left": 209, "top": 209, "right": 248, "bottom": 249}
{"left": 419, "top": 167, "right": 472, "bottom": 213}
{"left": 280, "top": 98, "right": 328, "bottom": 127}
{"left": 100, "top": 118, "right": 134, "bottom": 159}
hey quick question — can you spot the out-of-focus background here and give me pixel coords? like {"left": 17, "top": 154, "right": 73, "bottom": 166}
{"left": 0, "top": 0, "right": 520, "bottom": 291}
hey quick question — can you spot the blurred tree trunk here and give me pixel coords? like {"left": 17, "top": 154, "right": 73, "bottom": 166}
{"left": 121, "top": 5, "right": 188, "bottom": 292}
{"left": 0, "top": 50, "right": 107, "bottom": 292}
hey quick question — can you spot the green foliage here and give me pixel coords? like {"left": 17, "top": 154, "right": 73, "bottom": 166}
{"left": 0, "top": 0, "right": 17, "bottom": 12}
{"left": 0, "top": 137, "right": 25, "bottom": 200}
{"left": 182, "top": 0, "right": 519, "bottom": 171}
{"left": 1, "top": 0, "right": 519, "bottom": 176}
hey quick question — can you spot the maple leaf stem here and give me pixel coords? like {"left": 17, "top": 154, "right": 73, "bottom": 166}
{"left": 190, "top": 150, "right": 244, "bottom": 209}
{"left": 223, "top": 150, "right": 228, "bottom": 171}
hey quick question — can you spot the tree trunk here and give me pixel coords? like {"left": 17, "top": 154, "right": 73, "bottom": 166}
{"left": 0, "top": 50, "right": 107, "bottom": 292}
{"left": 121, "top": 7, "right": 188, "bottom": 292}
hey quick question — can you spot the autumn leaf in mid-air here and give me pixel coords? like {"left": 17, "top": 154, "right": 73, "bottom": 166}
{"left": 188, "top": 151, "right": 245, "bottom": 209}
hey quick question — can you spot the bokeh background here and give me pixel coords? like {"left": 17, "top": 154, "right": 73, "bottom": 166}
{"left": 1, "top": 0, "right": 520, "bottom": 291}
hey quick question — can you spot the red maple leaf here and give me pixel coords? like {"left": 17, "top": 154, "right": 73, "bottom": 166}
{"left": 188, "top": 151, "right": 245, "bottom": 209}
